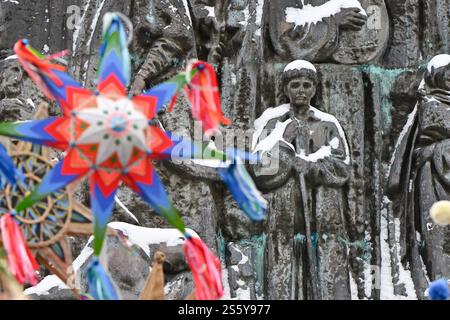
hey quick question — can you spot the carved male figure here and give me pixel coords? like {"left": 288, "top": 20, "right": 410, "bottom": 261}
{"left": 388, "top": 54, "right": 450, "bottom": 296}
{"left": 253, "top": 60, "right": 351, "bottom": 299}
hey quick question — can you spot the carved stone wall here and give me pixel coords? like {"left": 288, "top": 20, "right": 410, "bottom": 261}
{"left": 1, "top": 0, "right": 449, "bottom": 300}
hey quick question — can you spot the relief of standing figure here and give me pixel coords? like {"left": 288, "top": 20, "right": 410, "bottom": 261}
{"left": 388, "top": 55, "right": 450, "bottom": 297}
{"left": 253, "top": 60, "right": 351, "bottom": 299}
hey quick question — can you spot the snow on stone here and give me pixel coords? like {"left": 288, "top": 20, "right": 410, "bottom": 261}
{"left": 252, "top": 105, "right": 349, "bottom": 164}
{"left": 255, "top": 0, "right": 264, "bottom": 36}
{"left": 297, "top": 137, "right": 339, "bottom": 162}
{"left": 2, "top": 0, "right": 19, "bottom": 4}
{"left": 349, "top": 272, "right": 359, "bottom": 300}
{"left": 114, "top": 195, "right": 139, "bottom": 224}
{"left": 205, "top": 5, "right": 215, "bottom": 17}
{"left": 72, "top": 0, "right": 91, "bottom": 52}
{"left": 42, "top": 44, "right": 50, "bottom": 53}
{"left": 253, "top": 118, "right": 295, "bottom": 154}
{"left": 72, "top": 241, "right": 94, "bottom": 272}
{"left": 310, "top": 107, "right": 350, "bottom": 165}
{"left": 380, "top": 206, "right": 395, "bottom": 300}
{"left": 24, "top": 275, "right": 69, "bottom": 296}
{"left": 388, "top": 103, "right": 417, "bottom": 169}
{"left": 394, "top": 217, "right": 417, "bottom": 299}
{"left": 221, "top": 266, "right": 232, "bottom": 299}
{"left": 108, "top": 222, "right": 198, "bottom": 256}
{"left": 252, "top": 104, "right": 290, "bottom": 150}
{"left": 286, "top": 0, "right": 366, "bottom": 28}
{"left": 427, "top": 54, "right": 450, "bottom": 72}
{"left": 181, "top": 0, "right": 193, "bottom": 28}
{"left": 2, "top": 54, "right": 17, "bottom": 61}
{"left": 284, "top": 60, "right": 317, "bottom": 73}
{"left": 239, "top": 5, "right": 250, "bottom": 27}
{"left": 26, "top": 98, "right": 36, "bottom": 109}
{"left": 380, "top": 197, "right": 416, "bottom": 300}
{"left": 86, "top": 0, "right": 106, "bottom": 53}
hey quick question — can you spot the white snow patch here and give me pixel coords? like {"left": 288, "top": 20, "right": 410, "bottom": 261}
{"left": 24, "top": 275, "right": 68, "bottom": 296}
{"left": 181, "top": 0, "right": 193, "bottom": 29}
{"left": 107, "top": 222, "right": 196, "bottom": 256}
{"left": 252, "top": 104, "right": 290, "bottom": 150}
{"left": 255, "top": 0, "right": 264, "bottom": 36}
{"left": 2, "top": 0, "right": 19, "bottom": 4}
{"left": 205, "top": 6, "right": 215, "bottom": 17}
{"left": 380, "top": 197, "right": 416, "bottom": 300}
{"left": 297, "top": 137, "right": 339, "bottom": 162}
{"left": 284, "top": 60, "right": 317, "bottom": 73}
{"left": 253, "top": 119, "right": 295, "bottom": 155}
{"left": 310, "top": 107, "right": 350, "bottom": 165}
{"left": 114, "top": 196, "right": 139, "bottom": 224}
{"left": 221, "top": 266, "right": 232, "bottom": 299}
{"left": 26, "top": 98, "right": 36, "bottom": 110}
{"left": 427, "top": 54, "right": 450, "bottom": 72}
{"left": 238, "top": 5, "right": 250, "bottom": 27}
{"left": 286, "top": 0, "right": 366, "bottom": 28}
{"left": 72, "top": 0, "right": 92, "bottom": 52}
{"left": 2, "top": 54, "right": 17, "bottom": 61}
{"left": 394, "top": 217, "right": 417, "bottom": 299}
{"left": 349, "top": 272, "right": 359, "bottom": 300}
{"left": 86, "top": 0, "right": 106, "bottom": 53}
{"left": 42, "top": 44, "right": 49, "bottom": 53}
{"left": 252, "top": 106, "right": 349, "bottom": 164}
{"left": 389, "top": 104, "right": 418, "bottom": 169}
{"left": 72, "top": 242, "right": 94, "bottom": 272}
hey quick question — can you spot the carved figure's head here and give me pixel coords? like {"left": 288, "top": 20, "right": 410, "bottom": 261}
{"left": 424, "top": 54, "right": 450, "bottom": 91}
{"left": 282, "top": 60, "right": 318, "bottom": 111}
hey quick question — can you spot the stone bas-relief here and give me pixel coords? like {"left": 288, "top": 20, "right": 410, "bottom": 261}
{"left": 252, "top": 61, "right": 352, "bottom": 299}
{"left": 388, "top": 55, "right": 450, "bottom": 297}
{"left": 1, "top": 0, "right": 450, "bottom": 300}
{"left": 266, "top": 0, "right": 389, "bottom": 64}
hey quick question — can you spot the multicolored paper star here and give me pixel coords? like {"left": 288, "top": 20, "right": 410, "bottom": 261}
{"left": 0, "top": 13, "right": 266, "bottom": 256}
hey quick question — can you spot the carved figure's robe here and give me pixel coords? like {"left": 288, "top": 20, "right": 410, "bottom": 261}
{"left": 388, "top": 93, "right": 450, "bottom": 292}
{"left": 253, "top": 104, "right": 351, "bottom": 299}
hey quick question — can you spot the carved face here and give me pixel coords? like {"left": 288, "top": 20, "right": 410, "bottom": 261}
{"left": 285, "top": 76, "right": 316, "bottom": 111}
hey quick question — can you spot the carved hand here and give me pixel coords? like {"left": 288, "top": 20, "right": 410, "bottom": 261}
{"left": 335, "top": 8, "right": 368, "bottom": 31}
{"left": 283, "top": 120, "right": 301, "bottom": 144}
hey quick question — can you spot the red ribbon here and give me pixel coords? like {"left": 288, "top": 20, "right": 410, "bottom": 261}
{"left": 0, "top": 214, "right": 40, "bottom": 285}
{"left": 183, "top": 236, "right": 223, "bottom": 300}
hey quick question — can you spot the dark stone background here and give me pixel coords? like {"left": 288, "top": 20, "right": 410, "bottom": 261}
{"left": 1, "top": 0, "right": 449, "bottom": 300}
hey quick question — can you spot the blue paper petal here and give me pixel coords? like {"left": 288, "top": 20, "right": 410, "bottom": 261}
{"left": 217, "top": 163, "right": 267, "bottom": 222}
{"left": 87, "top": 257, "right": 120, "bottom": 300}
{"left": 0, "top": 143, "right": 24, "bottom": 186}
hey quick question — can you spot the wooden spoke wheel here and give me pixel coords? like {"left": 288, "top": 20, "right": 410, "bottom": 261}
{"left": 0, "top": 151, "right": 72, "bottom": 248}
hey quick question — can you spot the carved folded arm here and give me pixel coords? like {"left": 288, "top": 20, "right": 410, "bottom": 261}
{"left": 296, "top": 127, "right": 350, "bottom": 188}
{"left": 252, "top": 141, "right": 295, "bottom": 191}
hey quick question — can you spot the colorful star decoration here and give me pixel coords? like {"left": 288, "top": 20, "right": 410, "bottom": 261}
{"left": 0, "top": 105, "right": 93, "bottom": 299}
{"left": 0, "top": 12, "right": 267, "bottom": 299}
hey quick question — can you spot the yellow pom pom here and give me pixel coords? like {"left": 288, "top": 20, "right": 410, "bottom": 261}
{"left": 430, "top": 201, "right": 450, "bottom": 226}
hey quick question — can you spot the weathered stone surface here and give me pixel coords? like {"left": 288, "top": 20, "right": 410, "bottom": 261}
{"left": 2, "top": 0, "right": 450, "bottom": 301}
{"left": 77, "top": 235, "right": 152, "bottom": 300}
